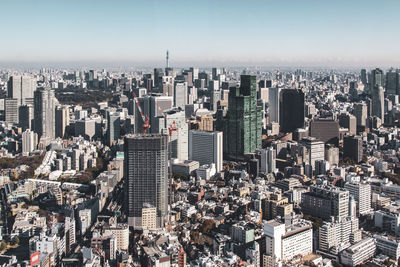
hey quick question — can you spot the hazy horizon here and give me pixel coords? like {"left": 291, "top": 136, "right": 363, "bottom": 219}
{"left": 1, "top": 0, "right": 400, "bottom": 68}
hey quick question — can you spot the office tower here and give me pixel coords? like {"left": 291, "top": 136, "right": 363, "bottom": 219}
{"left": 153, "top": 108, "right": 188, "bottom": 160}
{"left": 370, "top": 68, "right": 384, "bottom": 89}
{"left": 190, "top": 67, "right": 199, "bottom": 82}
{"left": 154, "top": 68, "right": 164, "bottom": 90}
{"left": 125, "top": 134, "right": 168, "bottom": 228}
{"left": 301, "top": 185, "right": 349, "bottom": 219}
{"left": 174, "top": 82, "right": 188, "bottom": 109}
{"left": 259, "top": 79, "right": 272, "bottom": 88}
{"left": 75, "top": 118, "right": 96, "bottom": 140}
{"left": 259, "top": 87, "right": 269, "bottom": 102}
{"left": 260, "top": 147, "right": 276, "bottom": 174}
{"left": 314, "top": 160, "right": 329, "bottom": 176}
{"left": 279, "top": 89, "right": 305, "bottom": 133}
{"left": 161, "top": 76, "right": 174, "bottom": 96}
{"left": 268, "top": 87, "right": 280, "bottom": 123}
{"left": 319, "top": 217, "right": 361, "bottom": 254}
{"left": 34, "top": 88, "right": 58, "bottom": 141}
{"left": 189, "top": 131, "right": 223, "bottom": 172}
{"left": 150, "top": 96, "right": 174, "bottom": 118}
{"left": 18, "top": 104, "right": 33, "bottom": 130}
{"left": 55, "top": 105, "right": 70, "bottom": 138}
{"left": 264, "top": 216, "right": 313, "bottom": 263}
{"left": 309, "top": 118, "right": 339, "bottom": 145}
{"left": 75, "top": 109, "right": 88, "bottom": 120}
{"left": 183, "top": 69, "right": 193, "bottom": 87}
{"left": 222, "top": 75, "right": 262, "bottom": 160}
{"left": 212, "top": 68, "right": 221, "bottom": 80}
{"left": 211, "top": 89, "right": 221, "bottom": 111}
{"left": 354, "top": 102, "right": 367, "bottom": 128}
{"left": 343, "top": 135, "right": 363, "bottom": 163}
{"left": 386, "top": 70, "right": 400, "bottom": 95}
{"left": 338, "top": 113, "right": 357, "bottom": 136}
{"left": 372, "top": 85, "right": 385, "bottom": 120}
{"left": 360, "top": 69, "right": 367, "bottom": 85}
{"left": 344, "top": 182, "right": 371, "bottom": 216}
{"left": 107, "top": 111, "right": 120, "bottom": 146}
{"left": 4, "top": 98, "right": 19, "bottom": 124}
{"left": 300, "top": 137, "right": 325, "bottom": 169}
{"left": 22, "top": 129, "right": 37, "bottom": 155}
{"left": 325, "top": 145, "right": 339, "bottom": 165}
{"left": 7, "top": 75, "right": 35, "bottom": 105}
{"left": 197, "top": 72, "right": 209, "bottom": 88}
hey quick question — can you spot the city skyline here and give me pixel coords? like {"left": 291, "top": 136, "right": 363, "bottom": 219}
{"left": 1, "top": 0, "right": 400, "bottom": 67}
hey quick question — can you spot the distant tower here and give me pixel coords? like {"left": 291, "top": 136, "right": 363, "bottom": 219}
{"left": 166, "top": 50, "right": 169, "bottom": 68}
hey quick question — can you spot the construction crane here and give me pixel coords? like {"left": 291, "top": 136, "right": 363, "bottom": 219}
{"left": 168, "top": 121, "right": 178, "bottom": 137}
{"left": 132, "top": 92, "right": 150, "bottom": 133}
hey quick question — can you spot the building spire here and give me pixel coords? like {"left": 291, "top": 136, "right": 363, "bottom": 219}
{"left": 166, "top": 50, "right": 169, "bottom": 68}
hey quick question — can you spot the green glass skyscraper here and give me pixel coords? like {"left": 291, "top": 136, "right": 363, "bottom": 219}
{"left": 223, "top": 75, "right": 262, "bottom": 160}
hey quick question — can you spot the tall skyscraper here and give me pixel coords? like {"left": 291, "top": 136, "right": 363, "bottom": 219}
{"left": 338, "top": 113, "right": 357, "bottom": 136}
{"left": 222, "top": 75, "right": 262, "bottom": 160}
{"left": 55, "top": 105, "right": 70, "bottom": 138}
{"left": 174, "top": 82, "right": 188, "bottom": 109}
{"left": 268, "top": 87, "right": 280, "bottom": 123}
{"left": 360, "top": 69, "right": 367, "bottom": 85}
{"left": 372, "top": 85, "right": 385, "bottom": 120}
{"left": 18, "top": 104, "right": 33, "bottom": 130}
{"left": 7, "top": 75, "right": 36, "bottom": 105}
{"left": 34, "top": 88, "right": 58, "bottom": 142}
{"left": 153, "top": 108, "right": 188, "bottom": 161}
{"left": 4, "top": 98, "right": 19, "bottom": 124}
{"left": 212, "top": 68, "right": 221, "bottom": 81}
{"left": 386, "top": 70, "right": 399, "bottom": 95}
{"left": 22, "top": 129, "right": 37, "bottom": 155}
{"left": 125, "top": 134, "right": 169, "bottom": 228}
{"left": 370, "top": 68, "right": 384, "bottom": 88}
{"left": 107, "top": 111, "right": 121, "bottom": 146}
{"left": 279, "top": 89, "right": 305, "bottom": 133}
{"left": 354, "top": 102, "right": 367, "bottom": 128}
{"left": 154, "top": 68, "right": 164, "bottom": 90}
{"left": 189, "top": 131, "right": 223, "bottom": 172}
{"left": 211, "top": 89, "right": 221, "bottom": 111}
{"left": 260, "top": 147, "right": 276, "bottom": 174}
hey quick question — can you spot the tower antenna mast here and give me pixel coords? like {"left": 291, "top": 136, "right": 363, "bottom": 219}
{"left": 166, "top": 50, "right": 169, "bottom": 68}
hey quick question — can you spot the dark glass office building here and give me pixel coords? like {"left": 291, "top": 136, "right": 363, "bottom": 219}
{"left": 279, "top": 89, "right": 305, "bottom": 133}
{"left": 222, "top": 75, "right": 262, "bottom": 160}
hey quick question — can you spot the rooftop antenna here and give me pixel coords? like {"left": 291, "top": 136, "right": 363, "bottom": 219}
{"left": 166, "top": 50, "right": 169, "bottom": 68}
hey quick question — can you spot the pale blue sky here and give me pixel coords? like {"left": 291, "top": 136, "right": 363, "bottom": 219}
{"left": 1, "top": 0, "right": 400, "bottom": 66}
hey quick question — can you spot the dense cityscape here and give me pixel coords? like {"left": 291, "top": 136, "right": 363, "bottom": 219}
{"left": 2, "top": 0, "right": 400, "bottom": 266}
{"left": 0, "top": 61, "right": 399, "bottom": 267}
